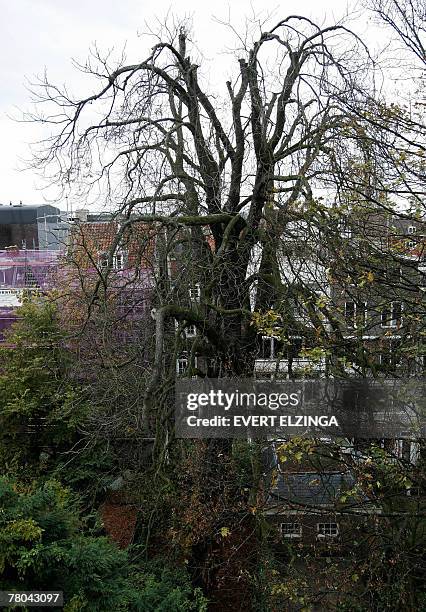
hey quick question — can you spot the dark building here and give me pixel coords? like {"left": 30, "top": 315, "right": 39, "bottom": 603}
{"left": 265, "top": 470, "right": 371, "bottom": 545}
{"left": 0, "top": 204, "right": 65, "bottom": 250}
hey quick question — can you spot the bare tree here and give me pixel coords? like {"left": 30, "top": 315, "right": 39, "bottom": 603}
{"left": 26, "top": 16, "right": 378, "bottom": 412}
{"left": 18, "top": 13, "right": 426, "bottom": 608}
{"left": 367, "top": 0, "right": 425, "bottom": 66}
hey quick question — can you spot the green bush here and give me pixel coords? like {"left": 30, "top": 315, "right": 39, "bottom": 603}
{"left": 0, "top": 477, "right": 208, "bottom": 611}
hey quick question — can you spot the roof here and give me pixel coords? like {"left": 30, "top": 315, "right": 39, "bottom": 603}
{"left": 269, "top": 471, "right": 356, "bottom": 507}
{"left": 68, "top": 220, "right": 156, "bottom": 270}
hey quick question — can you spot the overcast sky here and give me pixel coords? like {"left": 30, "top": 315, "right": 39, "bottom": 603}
{"left": 0, "top": 0, "right": 377, "bottom": 207}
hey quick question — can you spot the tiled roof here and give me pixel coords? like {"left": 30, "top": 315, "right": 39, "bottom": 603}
{"left": 68, "top": 221, "right": 156, "bottom": 269}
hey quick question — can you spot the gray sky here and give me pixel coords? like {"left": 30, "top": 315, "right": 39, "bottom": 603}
{"left": 0, "top": 0, "right": 373, "bottom": 207}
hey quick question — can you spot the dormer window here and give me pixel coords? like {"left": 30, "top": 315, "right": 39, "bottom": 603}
{"left": 185, "top": 324, "right": 197, "bottom": 338}
{"left": 98, "top": 253, "right": 109, "bottom": 269}
{"left": 113, "top": 250, "right": 127, "bottom": 270}
{"left": 98, "top": 249, "right": 127, "bottom": 270}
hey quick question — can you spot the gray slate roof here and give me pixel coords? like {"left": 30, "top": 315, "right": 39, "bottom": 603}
{"left": 269, "top": 472, "right": 356, "bottom": 506}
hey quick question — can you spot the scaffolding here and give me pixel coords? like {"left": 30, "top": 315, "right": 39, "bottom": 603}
{"left": 0, "top": 249, "right": 61, "bottom": 290}
{"left": 0, "top": 249, "right": 62, "bottom": 339}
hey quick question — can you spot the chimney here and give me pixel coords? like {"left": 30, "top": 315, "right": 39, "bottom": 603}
{"left": 74, "top": 209, "right": 89, "bottom": 223}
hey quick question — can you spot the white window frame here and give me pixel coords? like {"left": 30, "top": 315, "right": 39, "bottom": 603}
{"left": 345, "top": 301, "right": 367, "bottom": 329}
{"left": 338, "top": 220, "right": 352, "bottom": 239}
{"left": 362, "top": 302, "right": 368, "bottom": 327}
{"left": 259, "top": 335, "right": 285, "bottom": 360}
{"left": 175, "top": 320, "right": 197, "bottom": 338}
{"left": 394, "top": 439, "right": 404, "bottom": 458}
{"left": 189, "top": 284, "right": 201, "bottom": 301}
{"left": 281, "top": 522, "right": 302, "bottom": 539}
{"left": 176, "top": 354, "right": 198, "bottom": 376}
{"left": 185, "top": 324, "right": 197, "bottom": 338}
{"left": 344, "top": 301, "right": 356, "bottom": 329}
{"left": 260, "top": 335, "right": 274, "bottom": 359}
{"left": 113, "top": 250, "right": 127, "bottom": 270}
{"left": 176, "top": 357, "right": 188, "bottom": 375}
{"left": 410, "top": 441, "right": 420, "bottom": 465}
{"left": 317, "top": 522, "right": 339, "bottom": 538}
{"left": 379, "top": 340, "right": 400, "bottom": 367}
{"left": 98, "top": 253, "right": 109, "bottom": 269}
{"left": 98, "top": 250, "right": 127, "bottom": 271}
{"left": 381, "top": 302, "right": 402, "bottom": 328}
{"left": 407, "top": 228, "right": 417, "bottom": 249}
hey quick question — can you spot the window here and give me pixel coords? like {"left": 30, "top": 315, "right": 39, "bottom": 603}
{"left": 281, "top": 523, "right": 302, "bottom": 538}
{"left": 317, "top": 522, "right": 339, "bottom": 538}
{"left": 345, "top": 301, "right": 355, "bottom": 329}
{"left": 394, "top": 439, "right": 404, "bottom": 459}
{"left": 381, "top": 302, "right": 402, "bottom": 328}
{"left": 345, "top": 302, "right": 367, "bottom": 329}
{"left": 379, "top": 340, "right": 401, "bottom": 367}
{"left": 189, "top": 284, "right": 201, "bottom": 301}
{"left": 176, "top": 357, "right": 188, "bottom": 375}
{"left": 287, "top": 337, "right": 303, "bottom": 359}
{"left": 185, "top": 324, "right": 197, "bottom": 338}
{"left": 259, "top": 336, "right": 273, "bottom": 359}
{"left": 384, "top": 265, "right": 403, "bottom": 283}
{"left": 98, "top": 253, "right": 109, "bottom": 269}
{"left": 419, "top": 265, "right": 426, "bottom": 290}
{"left": 410, "top": 441, "right": 421, "bottom": 465}
{"left": 98, "top": 250, "right": 127, "bottom": 270}
{"left": 175, "top": 320, "right": 197, "bottom": 338}
{"left": 407, "top": 228, "right": 417, "bottom": 250}
{"left": 338, "top": 220, "right": 352, "bottom": 238}
{"left": 258, "top": 336, "right": 284, "bottom": 360}
{"left": 113, "top": 250, "right": 126, "bottom": 270}
{"left": 361, "top": 302, "right": 368, "bottom": 327}
{"left": 379, "top": 351, "right": 390, "bottom": 367}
